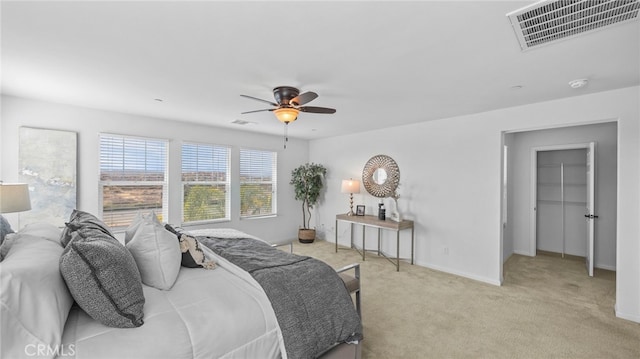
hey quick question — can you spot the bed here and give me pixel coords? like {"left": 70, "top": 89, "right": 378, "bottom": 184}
{"left": 0, "top": 210, "right": 362, "bottom": 359}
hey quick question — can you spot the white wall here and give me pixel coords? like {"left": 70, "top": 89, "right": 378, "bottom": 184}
{"left": 3, "top": 88, "right": 639, "bottom": 324}
{"left": 309, "top": 86, "right": 640, "bottom": 323}
{"left": 0, "top": 95, "right": 309, "bottom": 243}
{"left": 506, "top": 122, "right": 617, "bottom": 270}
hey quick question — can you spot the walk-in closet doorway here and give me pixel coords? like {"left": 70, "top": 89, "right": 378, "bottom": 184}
{"left": 501, "top": 121, "right": 617, "bottom": 282}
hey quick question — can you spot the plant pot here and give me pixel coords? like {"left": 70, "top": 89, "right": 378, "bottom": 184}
{"left": 298, "top": 228, "right": 316, "bottom": 244}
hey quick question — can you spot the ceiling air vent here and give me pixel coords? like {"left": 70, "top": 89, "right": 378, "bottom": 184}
{"left": 507, "top": 0, "right": 640, "bottom": 50}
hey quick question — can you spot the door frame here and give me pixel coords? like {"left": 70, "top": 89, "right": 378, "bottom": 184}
{"left": 529, "top": 143, "right": 592, "bottom": 256}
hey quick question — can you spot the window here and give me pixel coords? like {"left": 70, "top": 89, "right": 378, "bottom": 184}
{"left": 181, "top": 142, "right": 230, "bottom": 223}
{"left": 99, "top": 134, "right": 168, "bottom": 228}
{"left": 239, "top": 148, "right": 277, "bottom": 218}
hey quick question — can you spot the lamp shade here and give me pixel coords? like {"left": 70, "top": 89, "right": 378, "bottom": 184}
{"left": 341, "top": 179, "right": 361, "bottom": 194}
{"left": 273, "top": 108, "right": 299, "bottom": 123}
{"left": 0, "top": 183, "right": 32, "bottom": 213}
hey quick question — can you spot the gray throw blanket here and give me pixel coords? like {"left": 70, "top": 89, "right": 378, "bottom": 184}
{"left": 197, "top": 236, "right": 363, "bottom": 359}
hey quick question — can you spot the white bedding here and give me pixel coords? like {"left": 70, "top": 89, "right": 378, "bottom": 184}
{"left": 60, "top": 233, "right": 287, "bottom": 359}
{"left": 5, "top": 225, "right": 357, "bottom": 359}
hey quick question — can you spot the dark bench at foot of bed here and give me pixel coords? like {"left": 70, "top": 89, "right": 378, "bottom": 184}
{"left": 319, "top": 339, "right": 362, "bottom": 359}
{"left": 321, "top": 262, "right": 362, "bottom": 359}
{"left": 336, "top": 263, "right": 361, "bottom": 319}
{"left": 268, "top": 237, "right": 295, "bottom": 253}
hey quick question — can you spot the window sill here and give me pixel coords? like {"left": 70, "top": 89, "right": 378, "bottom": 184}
{"left": 181, "top": 218, "right": 231, "bottom": 227}
{"left": 240, "top": 214, "right": 278, "bottom": 221}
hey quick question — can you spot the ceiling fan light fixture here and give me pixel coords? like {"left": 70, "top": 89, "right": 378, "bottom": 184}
{"left": 274, "top": 108, "right": 299, "bottom": 123}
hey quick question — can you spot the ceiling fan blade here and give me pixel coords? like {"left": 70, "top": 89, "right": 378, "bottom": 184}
{"left": 298, "top": 106, "right": 336, "bottom": 114}
{"left": 290, "top": 91, "right": 318, "bottom": 106}
{"left": 240, "top": 94, "right": 278, "bottom": 107}
{"left": 241, "top": 108, "right": 275, "bottom": 114}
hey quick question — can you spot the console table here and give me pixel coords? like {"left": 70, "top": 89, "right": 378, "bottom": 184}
{"left": 335, "top": 214, "right": 415, "bottom": 271}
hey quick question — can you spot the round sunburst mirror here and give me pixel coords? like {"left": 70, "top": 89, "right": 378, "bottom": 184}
{"left": 362, "top": 155, "right": 400, "bottom": 198}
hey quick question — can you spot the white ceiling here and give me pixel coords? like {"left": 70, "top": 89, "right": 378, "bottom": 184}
{"left": 2, "top": 1, "right": 639, "bottom": 140}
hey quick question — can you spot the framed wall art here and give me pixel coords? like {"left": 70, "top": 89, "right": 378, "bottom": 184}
{"left": 19, "top": 127, "right": 77, "bottom": 227}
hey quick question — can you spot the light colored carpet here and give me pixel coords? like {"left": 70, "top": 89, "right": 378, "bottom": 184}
{"left": 291, "top": 240, "right": 640, "bottom": 359}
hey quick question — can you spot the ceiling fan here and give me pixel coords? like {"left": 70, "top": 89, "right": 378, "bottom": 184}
{"left": 240, "top": 86, "right": 336, "bottom": 124}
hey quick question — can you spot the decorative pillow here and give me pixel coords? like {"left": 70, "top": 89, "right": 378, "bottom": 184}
{"left": 1, "top": 229, "right": 73, "bottom": 359}
{"left": 164, "top": 224, "right": 216, "bottom": 269}
{"left": 0, "top": 214, "right": 14, "bottom": 245}
{"left": 125, "top": 212, "right": 181, "bottom": 290}
{"left": 60, "top": 209, "right": 113, "bottom": 247}
{"left": 59, "top": 230, "right": 145, "bottom": 328}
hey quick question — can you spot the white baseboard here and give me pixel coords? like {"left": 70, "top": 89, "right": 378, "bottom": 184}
{"left": 513, "top": 250, "right": 534, "bottom": 257}
{"left": 416, "top": 260, "right": 502, "bottom": 286}
{"left": 615, "top": 304, "right": 640, "bottom": 324}
{"left": 511, "top": 251, "right": 616, "bottom": 273}
{"left": 595, "top": 263, "right": 616, "bottom": 271}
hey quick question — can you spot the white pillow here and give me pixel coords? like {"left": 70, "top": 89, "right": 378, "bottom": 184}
{"left": 0, "top": 232, "right": 18, "bottom": 260}
{"left": 0, "top": 222, "right": 61, "bottom": 260}
{"left": 0, "top": 228, "right": 73, "bottom": 359}
{"left": 125, "top": 213, "right": 181, "bottom": 290}
{"left": 124, "top": 212, "right": 145, "bottom": 243}
{"left": 20, "top": 222, "right": 65, "bottom": 243}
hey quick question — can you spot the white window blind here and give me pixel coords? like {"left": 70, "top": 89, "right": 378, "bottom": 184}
{"left": 181, "top": 142, "right": 230, "bottom": 223}
{"left": 99, "top": 134, "right": 168, "bottom": 228}
{"left": 239, "top": 148, "right": 277, "bottom": 218}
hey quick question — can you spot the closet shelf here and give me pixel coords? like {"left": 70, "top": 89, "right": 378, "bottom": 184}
{"left": 537, "top": 163, "right": 587, "bottom": 168}
{"left": 538, "top": 182, "right": 587, "bottom": 187}
{"left": 537, "top": 199, "right": 587, "bottom": 206}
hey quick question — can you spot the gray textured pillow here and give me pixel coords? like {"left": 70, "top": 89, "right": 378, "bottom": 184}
{"left": 60, "top": 209, "right": 113, "bottom": 247}
{"left": 59, "top": 230, "right": 145, "bottom": 328}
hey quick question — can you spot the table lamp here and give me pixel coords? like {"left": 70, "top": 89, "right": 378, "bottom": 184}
{"left": 341, "top": 179, "right": 361, "bottom": 216}
{"left": 0, "top": 183, "right": 32, "bottom": 232}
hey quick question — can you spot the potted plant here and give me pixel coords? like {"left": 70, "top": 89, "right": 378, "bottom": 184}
{"left": 290, "top": 163, "right": 327, "bottom": 243}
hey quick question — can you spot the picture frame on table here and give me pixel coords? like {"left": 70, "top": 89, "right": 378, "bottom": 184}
{"left": 355, "top": 205, "right": 365, "bottom": 216}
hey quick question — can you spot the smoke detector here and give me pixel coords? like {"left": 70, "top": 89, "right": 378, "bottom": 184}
{"left": 507, "top": 0, "right": 640, "bottom": 51}
{"left": 568, "top": 79, "right": 588, "bottom": 88}
{"left": 231, "top": 119, "right": 256, "bottom": 125}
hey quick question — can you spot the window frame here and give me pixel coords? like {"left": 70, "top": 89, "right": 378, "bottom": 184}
{"left": 181, "top": 141, "right": 231, "bottom": 225}
{"left": 239, "top": 148, "right": 278, "bottom": 219}
{"left": 98, "top": 133, "right": 169, "bottom": 229}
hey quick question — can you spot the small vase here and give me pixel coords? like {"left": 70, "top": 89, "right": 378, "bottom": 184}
{"left": 390, "top": 198, "right": 402, "bottom": 222}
